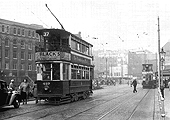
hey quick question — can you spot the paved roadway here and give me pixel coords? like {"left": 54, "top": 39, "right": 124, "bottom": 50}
{"left": 0, "top": 84, "right": 158, "bottom": 120}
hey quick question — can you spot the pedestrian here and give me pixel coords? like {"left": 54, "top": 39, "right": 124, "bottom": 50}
{"left": 8, "top": 79, "right": 15, "bottom": 91}
{"left": 168, "top": 81, "right": 170, "bottom": 91}
{"left": 32, "top": 82, "right": 38, "bottom": 104}
{"left": 19, "top": 79, "right": 30, "bottom": 104}
{"left": 131, "top": 79, "right": 137, "bottom": 93}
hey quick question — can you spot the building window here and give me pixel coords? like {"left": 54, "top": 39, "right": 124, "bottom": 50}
{"left": 32, "top": 31, "right": 35, "bottom": 38}
{"left": 28, "top": 30, "right": 31, "bottom": 37}
{"left": 13, "top": 50, "right": 17, "bottom": 59}
{"left": 21, "top": 40, "right": 25, "bottom": 49}
{"left": 2, "top": 25, "right": 5, "bottom": 33}
{"left": 28, "top": 42, "right": 32, "bottom": 50}
{"left": 5, "top": 62, "right": 9, "bottom": 69}
{"left": 5, "top": 38, "right": 9, "bottom": 47}
{"left": 13, "top": 27, "right": 17, "bottom": 35}
{"left": 21, "top": 51, "right": 25, "bottom": 59}
{"left": 13, "top": 39, "right": 17, "bottom": 48}
{"left": 36, "top": 33, "right": 39, "bottom": 39}
{"left": 28, "top": 64, "right": 32, "bottom": 71}
{"left": 13, "top": 63, "right": 17, "bottom": 70}
{"left": 6, "top": 26, "right": 10, "bottom": 34}
{"left": 28, "top": 52, "right": 32, "bottom": 60}
{"left": 17, "top": 28, "right": 21, "bottom": 35}
{"left": 5, "top": 49, "right": 9, "bottom": 58}
{"left": 21, "top": 64, "right": 24, "bottom": 70}
{"left": 22, "top": 29, "right": 25, "bottom": 36}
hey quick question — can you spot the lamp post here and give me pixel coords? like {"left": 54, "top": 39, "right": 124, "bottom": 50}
{"left": 101, "top": 43, "right": 108, "bottom": 82}
{"left": 160, "top": 47, "right": 166, "bottom": 98}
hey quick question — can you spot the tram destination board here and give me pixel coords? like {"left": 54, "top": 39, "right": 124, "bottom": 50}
{"left": 35, "top": 51, "right": 71, "bottom": 61}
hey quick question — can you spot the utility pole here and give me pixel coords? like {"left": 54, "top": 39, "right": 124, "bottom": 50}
{"left": 106, "top": 57, "right": 108, "bottom": 81}
{"left": 158, "top": 16, "right": 165, "bottom": 119}
{"left": 158, "top": 16, "right": 161, "bottom": 90}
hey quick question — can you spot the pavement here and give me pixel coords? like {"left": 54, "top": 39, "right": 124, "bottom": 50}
{"left": 155, "top": 88, "right": 170, "bottom": 120}
{"left": 164, "top": 88, "right": 170, "bottom": 120}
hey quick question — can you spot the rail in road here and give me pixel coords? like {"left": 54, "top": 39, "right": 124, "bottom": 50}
{"left": 1, "top": 87, "right": 131, "bottom": 120}
{"left": 0, "top": 85, "right": 156, "bottom": 120}
{"left": 97, "top": 90, "right": 150, "bottom": 120}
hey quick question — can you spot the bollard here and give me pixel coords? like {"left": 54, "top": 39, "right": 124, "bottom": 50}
{"left": 161, "top": 97, "right": 165, "bottom": 119}
{"left": 157, "top": 88, "right": 165, "bottom": 119}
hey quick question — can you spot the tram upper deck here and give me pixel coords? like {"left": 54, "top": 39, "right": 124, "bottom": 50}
{"left": 35, "top": 29, "right": 94, "bottom": 81}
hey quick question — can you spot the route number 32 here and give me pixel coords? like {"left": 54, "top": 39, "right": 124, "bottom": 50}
{"left": 43, "top": 32, "right": 49, "bottom": 37}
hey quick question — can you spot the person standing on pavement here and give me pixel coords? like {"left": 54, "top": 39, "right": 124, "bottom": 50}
{"left": 19, "top": 79, "right": 30, "bottom": 104}
{"left": 131, "top": 79, "right": 137, "bottom": 93}
{"left": 9, "top": 79, "right": 15, "bottom": 91}
{"left": 32, "top": 82, "right": 38, "bottom": 104}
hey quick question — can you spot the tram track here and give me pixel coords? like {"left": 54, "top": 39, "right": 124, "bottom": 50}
{"left": 37, "top": 91, "right": 133, "bottom": 120}
{"left": 62, "top": 89, "right": 144, "bottom": 120}
{"left": 62, "top": 89, "right": 149, "bottom": 120}
{"left": 126, "top": 89, "right": 151, "bottom": 120}
{"left": 96, "top": 89, "right": 150, "bottom": 120}
{"left": 1, "top": 89, "right": 132, "bottom": 120}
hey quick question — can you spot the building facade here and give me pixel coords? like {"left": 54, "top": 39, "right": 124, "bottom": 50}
{"left": 93, "top": 49, "right": 157, "bottom": 79}
{"left": 0, "top": 18, "right": 43, "bottom": 85}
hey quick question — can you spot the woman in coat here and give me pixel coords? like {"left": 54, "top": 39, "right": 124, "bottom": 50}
{"left": 19, "top": 79, "right": 30, "bottom": 104}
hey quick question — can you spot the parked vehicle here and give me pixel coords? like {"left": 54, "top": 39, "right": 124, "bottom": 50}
{"left": 0, "top": 80, "right": 20, "bottom": 108}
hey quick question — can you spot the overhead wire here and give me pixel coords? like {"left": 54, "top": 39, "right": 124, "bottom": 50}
{"left": 20, "top": 2, "right": 49, "bottom": 28}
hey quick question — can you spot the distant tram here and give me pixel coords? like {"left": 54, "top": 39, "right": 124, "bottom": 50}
{"left": 35, "top": 29, "right": 94, "bottom": 104}
{"left": 142, "top": 64, "right": 156, "bottom": 89}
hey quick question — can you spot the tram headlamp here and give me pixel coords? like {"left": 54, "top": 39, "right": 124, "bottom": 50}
{"left": 43, "top": 82, "right": 50, "bottom": 91}
{"left": 44, "top": 85, "right": 49, "bottom": 91}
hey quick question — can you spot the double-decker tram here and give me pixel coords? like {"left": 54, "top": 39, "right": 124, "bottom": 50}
{"left": 142, "top": 64, "right": 156, "bottom": 89}
{"left": 35, "top": 29, "right": 94, "bottom": 104}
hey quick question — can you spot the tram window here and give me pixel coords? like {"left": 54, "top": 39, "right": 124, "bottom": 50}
{"left": 71, "top": 69, "right": 77, "bottom": 79}
{"left": 82, "top": 71, "right": 85, "bottom": 79}
{"left": 86, "top": 71, "right": 89, "bottom": 79}
{"left": 52, "top": 63, "right": 60, "bottom": 80}
{"left": 43, "top": 63, "right": 51, "bottom": 71}
{"left": 43, "top": 72, "right": 51, "bottom": 80}
{"left": 63, "top": 63, "right": 69, "bottom": 80}
{"left": 77, "top": 70, "right": 81, "bottom": 79}
{"left": 42, "top": 63, "right": 51, "bottom": 80}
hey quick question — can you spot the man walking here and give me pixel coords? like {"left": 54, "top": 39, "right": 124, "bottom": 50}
{"left": 131, "top": 79, "right": 137, "bottom": 93}
{"left": 168, "top": 81, "right": 170, "bottom": 91}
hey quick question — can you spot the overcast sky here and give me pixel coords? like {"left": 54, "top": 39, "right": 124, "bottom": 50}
{"left": 1, "top": 0, "right": 170, "bottom": 52}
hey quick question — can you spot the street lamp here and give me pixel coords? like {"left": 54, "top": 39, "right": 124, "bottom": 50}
{"left": 101, "top": 43, "right": 108, "bottom": 82}
{"left": 160, "top": 47, "right": 166, "bottom": 98}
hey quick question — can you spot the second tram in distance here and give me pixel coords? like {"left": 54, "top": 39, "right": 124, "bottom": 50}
{"left": 142, "top": 64, "right": 156, "bottom": 89}
{"left": 35, "top": 29, "right": 94, "bottom": 103}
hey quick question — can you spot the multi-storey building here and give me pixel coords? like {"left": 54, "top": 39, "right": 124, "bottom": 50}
{"left": 93, "top": 49, "right": 157, "bottom": 79}
{"left": 0, "top": 18, "right": 43, "bottom": 85}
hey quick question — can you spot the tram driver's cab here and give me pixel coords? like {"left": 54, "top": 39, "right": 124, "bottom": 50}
{"left": 36, "top": 63, "right": 69, "bottom": 81}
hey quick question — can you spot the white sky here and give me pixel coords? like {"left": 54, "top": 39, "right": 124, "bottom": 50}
{"left": 0, "top": 0, "right": 170, "bottom": 52}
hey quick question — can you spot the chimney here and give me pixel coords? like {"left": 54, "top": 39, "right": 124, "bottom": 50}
{"left": 78, "top": 32, "right": 81, "bottom": 38}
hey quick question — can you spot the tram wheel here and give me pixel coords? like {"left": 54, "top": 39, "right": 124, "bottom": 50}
{"left": 74, "top": 94, "right": 78, "bottom": 101}
{"left": 82, "top": 92, "right": 87, "bottom": 99}
{"left": 70, "top": 94, "right": 75, "bottom": 102}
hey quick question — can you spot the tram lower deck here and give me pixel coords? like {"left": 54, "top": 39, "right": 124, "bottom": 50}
{"left": 36, "top": 80, "right": 92, "bottom": 103}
